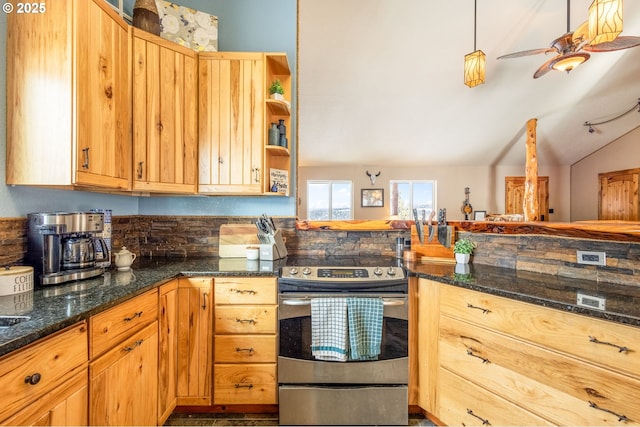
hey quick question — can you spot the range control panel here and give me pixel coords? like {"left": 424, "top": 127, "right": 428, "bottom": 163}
{"left": 280, "top": 266, "right": 405, "bottom": 281}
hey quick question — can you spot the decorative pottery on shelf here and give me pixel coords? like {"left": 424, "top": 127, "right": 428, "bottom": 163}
{"left": 133, "top": 0, "right": 161, "bottom": 36}
{"left": 271, "top": 93, "right": 285, "bottom": 101}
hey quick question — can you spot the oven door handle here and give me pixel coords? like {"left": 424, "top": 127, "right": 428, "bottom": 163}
{"left": 281, "top": 298, "right": 405, "bottom": 306}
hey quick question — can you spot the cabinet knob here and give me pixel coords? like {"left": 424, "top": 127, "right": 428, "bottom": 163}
{"left": 24, "top": 373, "right": 41, "bottom": 385}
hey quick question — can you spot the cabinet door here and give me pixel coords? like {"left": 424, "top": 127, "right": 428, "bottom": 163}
{"left": 158, "top": 280, "right": 178, "bottom": 425}
{"left": 75, "top": 0, "right": 131, "bottom": 190}
{"left": 505, "top": 176, "right": 549, "bottom": 220}
{"left": 132, "top": 29, "right": 197, "bottom": 194}
{"left": 89, "top": 322, "right": 158, "bottom": 426}
{"left": 176, "top": 277, "right": 213, "bottom": 406}
{"left": 599, "top": 168, "right": 640, "bottom": 220}
{"left": 2, "top": 371, "right": 88, "bottom": 426}
{"left": 417, "top": 278, "right": 440, "bottom": 414}
{"left": 199, "top": 52, "right": 264, "bottom": 194}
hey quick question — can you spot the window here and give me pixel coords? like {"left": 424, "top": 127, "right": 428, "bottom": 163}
{"left": 307, "top": 181, "right": 353, "bottom": 220}
{"left": 389, "top": 180, "right": 436, "bottom": 220}
{"left": 105, "top": 0, "right": 134, "bottom": 22}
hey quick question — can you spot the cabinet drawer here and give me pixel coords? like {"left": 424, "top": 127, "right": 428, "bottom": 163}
{"left": 213, "top": 364, "right": 277, "bottom": 404}
{"left": 214, "top": 335, "right": 276, "bottom": 363}
{"left": 215, "top": 305, "right": 277, "bottom": 334}
{"left": 0, "top": 322, "right": 88, "bottom": 423}
{"left": 440, "top": 284, "right": 640, "bottom": 378}
{"left": 90, "top": 289, "right": 158, "bottom": 358}
{"left": 215, "top": 277, "right": 276, "bottom": 305}
{"left": 438, "top": 367, "right": 554, "bottom": 426}
{"left": 440, "top": 315, "right": 640, "bottom": 425}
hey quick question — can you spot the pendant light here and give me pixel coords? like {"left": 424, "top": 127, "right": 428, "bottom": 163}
{"left": 588, "top": 0, "right": 623, "bottom": 45}
{"left": 464, "top": 0, "right": 486, "bottom": 87}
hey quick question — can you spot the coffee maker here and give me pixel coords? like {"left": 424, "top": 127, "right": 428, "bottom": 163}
{"left": 27, "top": 212, "right": 109, "bottom": 286}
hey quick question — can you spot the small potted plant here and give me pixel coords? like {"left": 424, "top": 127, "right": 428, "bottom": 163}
{"left": 269, "top": 79, "right": 285, "bottom": 101}
{"left": 453, "top": 238, "right": 476, "bottom": 264}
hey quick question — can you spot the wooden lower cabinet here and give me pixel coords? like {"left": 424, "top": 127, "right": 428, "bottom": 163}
{"left": 176, "top": 277, "right": 213, "bottom": 406}
{"left": 89, "top": 322, "right": 159, "bottom": 426}
{"left": 418, "top": 278, "right": 640, "bottom": 426}
{"left": 158, "top": 280, "right": 179, "bottom": 425}
{"left": 213, "top": 277, "right": 278, "bottom": 405}
{"left": 0, "top": 322, "right": 88, "bottom": 426}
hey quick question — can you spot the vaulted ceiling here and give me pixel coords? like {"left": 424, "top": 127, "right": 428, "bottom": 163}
{"left": 298, "top": 0, "right": 640, "bottom": 167}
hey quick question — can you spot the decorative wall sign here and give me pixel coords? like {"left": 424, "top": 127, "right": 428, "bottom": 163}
{"left": 361, "top": 189, "right": 384, "bottom": 207}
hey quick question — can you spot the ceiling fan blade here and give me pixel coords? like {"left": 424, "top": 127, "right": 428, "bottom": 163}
{"left": 584, "top": 36, "right": 640, "bottom": 52}
{"left": 497, "top": 47, "right": 556, "bottom": 59}
{"left": 532, "top": 56, "right": 558, "bottom": 79}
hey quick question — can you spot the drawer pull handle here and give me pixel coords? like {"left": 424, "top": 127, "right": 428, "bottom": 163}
{"left": 82, "top": 148, "right": 90, "bottom": 169}
{"left": 466, "top": 349, "right": 490, "bottom": 364}
{"left": 124, "top": 311, "right": 143, "bottom": 322}
{"left": 467, "top": 303, "right": 491, "bottom": 314}
{"left": 202, "top": 293, "right": 208, "bottom": 310}
{"left": 589, "top": 401, "right": 630, "bottom": 422}
{"left": 24, "top": 373, "right": 42, "bottom": 385}
{"left": 234, "top": 383, "right": 254, "bottom": 389}
{"left": 236, "top": 347, "right": 254, "bottom": 353}
{"left": 123, "top": 339, "right": 144, "bottom": 352}
{"left": 589, "top": 336, "right": 630, "bottom": 353}
{"left": 232, "top": 289, "right": 256, "bottom": 295}
{"left": 466, "top": 409, "right": 491, "bottom": 425}
{"left": 236, "top": 318, "right": 256, "bottom": 324}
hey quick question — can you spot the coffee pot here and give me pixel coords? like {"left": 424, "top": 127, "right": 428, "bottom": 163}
{"left": 114, "top": 246, "right": 136, "bottom": 271}
{"left": 62, "top": 235, "right": 108, "bottom": 270}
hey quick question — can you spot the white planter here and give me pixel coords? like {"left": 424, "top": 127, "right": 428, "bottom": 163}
{"left": 455, "top": 253, "right": 470, "bottom": 264}
{"left": 271, "top": 93, "right": 285, "bottom": 101}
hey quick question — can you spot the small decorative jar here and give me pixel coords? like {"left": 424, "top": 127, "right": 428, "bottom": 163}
{"left": 268, "top": 123, "right": 279, "bottom": 145}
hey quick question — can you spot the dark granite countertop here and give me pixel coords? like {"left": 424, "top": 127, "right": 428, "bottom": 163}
{"left": 409, "top": 262, "right": 640, "bottom": 327}
{"left": 1, "top": 256, "right": 638, "bottom": 359}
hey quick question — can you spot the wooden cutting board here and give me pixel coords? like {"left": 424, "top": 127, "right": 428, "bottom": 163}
{"left": 219, "top": 224, "right": 260, "bottom": 258}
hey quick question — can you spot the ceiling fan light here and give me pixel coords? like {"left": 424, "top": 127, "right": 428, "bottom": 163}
{"left": 550, "top": 53, "right": 590, "bottom": 72}
{"left": 464, "top": 50, "right": 486, "bottom": 87}
{"left": 588, "top": 0, "right": 623, "bottom": 45}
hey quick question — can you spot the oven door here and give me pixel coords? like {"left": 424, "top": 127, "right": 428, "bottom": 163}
{"left": 278, "top": 293, "right": 408, "bottom": 384}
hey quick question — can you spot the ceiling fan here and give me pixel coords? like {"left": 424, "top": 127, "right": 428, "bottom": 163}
{"left": 497, "top": 0, "right": 640, "bottom": 78}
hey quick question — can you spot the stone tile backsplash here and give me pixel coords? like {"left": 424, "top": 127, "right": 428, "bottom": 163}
{"left": 2, "top": 215, "right": 639, "bottom": 286}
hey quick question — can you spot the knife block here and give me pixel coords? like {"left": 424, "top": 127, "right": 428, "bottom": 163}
{"left": 259, "top": 229, "right": 288, "bottom": 260}
{"left": 411, "top": 225, "right": 454, "bottom": 259}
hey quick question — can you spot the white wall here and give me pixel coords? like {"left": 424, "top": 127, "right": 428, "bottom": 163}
{"left": 571, "top": 125, "right": 640, "bottom": 221}
{"left": 299, "top": 164, "right": 571, "bottom": 221}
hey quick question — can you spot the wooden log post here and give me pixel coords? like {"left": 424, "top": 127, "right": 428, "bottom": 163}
{"left": 524, "top": 118, "right": 539, "bottom": 221}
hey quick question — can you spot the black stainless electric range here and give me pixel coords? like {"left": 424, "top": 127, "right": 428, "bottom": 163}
{"left": 278, "top": 264, "right": 409, "bottom": 426}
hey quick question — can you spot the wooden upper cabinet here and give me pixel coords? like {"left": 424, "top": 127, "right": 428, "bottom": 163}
{"left": 199, "top": 52, "right": 265, "bottom": 194}
{"left": 132, "top": 29, "right": 198, "bottom": 194}
{"left": 599, "top": 168, "right": 640, "bottom": 221}
{"left": 6, "top": 0, "right": 131, "bottom": 190}
{"left": 505, "top": 176, "right": 549, "bottom": 221}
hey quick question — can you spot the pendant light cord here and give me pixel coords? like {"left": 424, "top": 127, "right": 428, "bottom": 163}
{"left": 473, "top": 0, "right": 477, "bottom": 51}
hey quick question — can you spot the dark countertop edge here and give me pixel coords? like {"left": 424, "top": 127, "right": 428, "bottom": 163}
{"left": 0, "top": 269, "right": 277, "bottom": 359}
{"left": 409, "top": 270, "right": 640, "bottom": 327}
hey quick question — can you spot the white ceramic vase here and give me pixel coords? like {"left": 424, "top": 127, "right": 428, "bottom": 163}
{"left": 455, "top": 253, "right": 470, "bottom": 264}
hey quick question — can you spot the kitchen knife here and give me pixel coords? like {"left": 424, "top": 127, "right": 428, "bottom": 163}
{"left": 427, "top": 211, "right": 436, "bottom": 242}
{"left": 437, "top": 208, "right": 452, "bottom": 248}
{"left": 413, "top": 208, "right": 424, "bottom": 244}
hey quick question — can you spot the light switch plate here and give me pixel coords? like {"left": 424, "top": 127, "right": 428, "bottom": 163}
{"left": 576, "top": 250, "right": 606, "bottom": 266}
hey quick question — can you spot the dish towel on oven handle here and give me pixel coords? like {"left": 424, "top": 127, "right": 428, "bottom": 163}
{"left": 310, "top": 298, "right": 349, "bottom": 362}
{"left": 347, "top": 297, "right": 383, "bottom": 360}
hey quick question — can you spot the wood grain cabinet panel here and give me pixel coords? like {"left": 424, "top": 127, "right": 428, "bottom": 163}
{"left": 213, "top": 277, "right": 278, "bottom": 405}
{"left": 439, "top": 284, "right": 640, "bottom": 378}
{"left": 158, "top": 280, "right": 179, "bottom": 425}
{"left": 132, "top": 29, "right": 197, "bottom": 194}
{"left": 0, "top": 322, "right": 88, "bottom": 425}
{"left": 6, "top": 0, "right": 131, "bottom": 190}
{"left": 176, "top": 277, "right": 213, "bottom": 406}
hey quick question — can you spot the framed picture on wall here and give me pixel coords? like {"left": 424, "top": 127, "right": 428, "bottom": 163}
{"left": 361, "top": 189, "right": 384, "bottom": 207}
{"left": 474, "top": 210, "right": 486, "bottom": 220}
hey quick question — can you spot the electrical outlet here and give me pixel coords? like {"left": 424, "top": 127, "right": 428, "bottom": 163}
{"left": 576, "top": 250, "right": 606, "bottom": 266}
{"left": 577, "top": 292, "right": 606, "bottom": 311}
